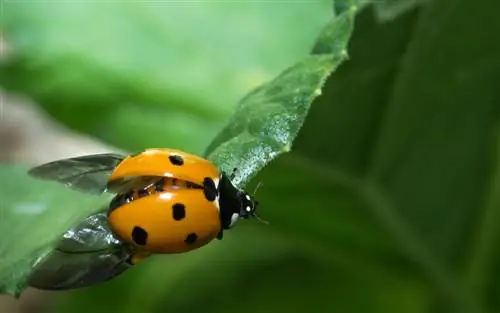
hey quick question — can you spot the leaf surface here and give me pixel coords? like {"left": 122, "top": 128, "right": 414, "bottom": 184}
{"left": 0, "top": 165, "right": 110, "bottom": 296}
{"left": 205, "top": 3, "right": 356, "bottom": 186}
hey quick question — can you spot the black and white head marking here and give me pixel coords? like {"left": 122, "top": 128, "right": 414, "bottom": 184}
{"left": 228, "top": 213, "right": 240, "bottom": 228}
{"left": 217, "top": 171, "right": 257, "bottom": 229}
{"left": 216, "top": 168, "right": 266, "bottom": 237}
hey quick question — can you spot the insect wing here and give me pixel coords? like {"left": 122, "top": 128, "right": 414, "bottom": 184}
{"left": 28, "top": 213, "right": 132, "bottom": 290}
{"left": 57, "top": 212, "right": 123, "bottom": 253}
{"left": 28, "top": 153, "right": 126, "bottom": 195}
{"left": 28, "top": 247, "right": 132, "bottom": 290}
{"left": 106, "top": 176, "right": 163, "bottom": 194}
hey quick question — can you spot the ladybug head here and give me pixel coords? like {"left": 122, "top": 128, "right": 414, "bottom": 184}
{"left": 219, "top": 171, "right": 268, "bottom": 229}
{"left": 239, "top": 192, "right": 258, "bottom": 219}
{"left": 238, "top": 182, "right": 267, "bottom": 224}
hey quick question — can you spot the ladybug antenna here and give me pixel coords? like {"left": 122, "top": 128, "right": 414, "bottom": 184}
{"left": 250, "top": 186, "right": 268, "bottom": 225}
{"left": 253, "top": 212, "right": 269, "bottom": 225}
{"left": 253, "top": 181, "right": 264, "bottom": 196}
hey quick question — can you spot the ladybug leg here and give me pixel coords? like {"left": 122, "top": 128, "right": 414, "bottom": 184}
{"left": 217, "top": 229, "right": 224, "bottom": 240}
{"left": 127, "top": 251, "right": 152, "bottom": 265}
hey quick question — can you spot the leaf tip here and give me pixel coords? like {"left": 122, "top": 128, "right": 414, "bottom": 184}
{"left": 349, "top": 1, "right": 360, "bottom": 14}
{"left": 341, "top": 49, "right": 349, "bottom": 60}
{"left": 281, "top": 144, "right": 292, "bottom": 153}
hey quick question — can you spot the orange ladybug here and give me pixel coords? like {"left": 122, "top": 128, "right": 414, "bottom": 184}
{"left": 29, "top": 148, "right": 262, "bottom": 264}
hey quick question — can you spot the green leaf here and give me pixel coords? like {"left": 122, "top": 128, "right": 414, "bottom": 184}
{"left": 178, "top": 0, "right": 498, "bottom": 312}
{"left": 0, "top": 1, "right": 357, "bottom": 298}
{"left": 1, "top": 1, "right": 332, "bottom": 151}
{"left": 6, "top": 0, "right": 500, "bottom": 312}
{"left": 0, "top": 165, "right": 110, "bottom": 296}
{"left": 233, "top": 0, "right": 499, "bottom": 311}
{"left": 361, "top": 0, "right": 500, "bottom": 309}
{"left": 204, "top": 1, "right": 356, "bottom": 186}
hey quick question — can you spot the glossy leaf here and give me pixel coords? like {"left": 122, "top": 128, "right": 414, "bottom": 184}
{"left": 205, "top": 1, "right": 357, "bottom": 187}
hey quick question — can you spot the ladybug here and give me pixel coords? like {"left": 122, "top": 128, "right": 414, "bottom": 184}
{"left": 28, "top": 148, "right": 264, "bottom": 265}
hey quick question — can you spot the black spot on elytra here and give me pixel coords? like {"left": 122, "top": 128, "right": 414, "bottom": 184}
{"left": 184, "top": 233, "right": 198, "bottom": 245}
{"left": 131, "top": 227, "right": 148, "bottom": 246}
{"left": 203, "top": 177, "right": 217, "bottom": 202}
{"left": 172, "top": 203, "right": 186, "bottom": 221}
{"left": 169, "top": 155, "right": 184, "bottom": 166}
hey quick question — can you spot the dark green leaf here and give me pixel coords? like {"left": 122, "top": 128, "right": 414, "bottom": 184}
{"left": 238, "top": 0, "right": 500, "bottom": 311}
{"left": 362, "top": 0, "right": 500, "bottom": 309}
{"left": 199, "top": 0, "right": 500, "bottom": 311}
{"left": 373, "top": 0, "right": 428, "bottom": 21}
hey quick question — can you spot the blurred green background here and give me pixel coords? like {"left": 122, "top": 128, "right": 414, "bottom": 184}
{"left": 2, "top": 0, "right": 500, "bottom": 313}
